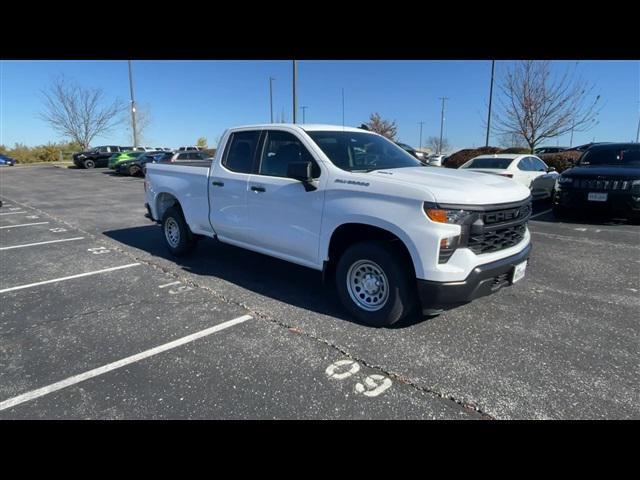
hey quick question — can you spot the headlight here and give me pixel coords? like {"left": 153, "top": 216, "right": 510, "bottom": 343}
{"left": 423, "top": 203, "right": 475, "bottom": 224}
{"left": 558, "top": 176, "right": 573, "bottom": 184}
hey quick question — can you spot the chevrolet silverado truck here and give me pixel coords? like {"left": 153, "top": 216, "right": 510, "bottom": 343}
{"left": 144, "top": 124, "right": 532, "bottom": 326}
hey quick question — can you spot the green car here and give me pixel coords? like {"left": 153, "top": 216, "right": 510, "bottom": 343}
{"left": 108, "top": 151, "right": 145, "bottom": 169}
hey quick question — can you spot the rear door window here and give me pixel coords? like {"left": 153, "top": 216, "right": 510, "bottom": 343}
{"left": 222, "top": 131, "right": 261, "bottom": 174}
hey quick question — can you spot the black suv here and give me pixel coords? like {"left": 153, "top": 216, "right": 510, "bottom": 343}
{"left": 553, "top": 143, "right": 640, "bottom": 220}
{"left": 73, "top": 146, "right": 126, "bottom": 169}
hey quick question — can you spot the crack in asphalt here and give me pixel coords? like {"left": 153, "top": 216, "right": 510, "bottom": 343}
{"left": 1, "top": 193, "right": 492, "bottom": 419}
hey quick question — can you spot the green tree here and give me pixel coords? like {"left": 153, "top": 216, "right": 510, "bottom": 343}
{"left": 196, "top": 137, "right": 207, "bottom": 148}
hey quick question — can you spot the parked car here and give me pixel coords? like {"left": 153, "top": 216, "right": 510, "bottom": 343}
{"left": 178, "top": 146, "right": 203, "bottom": 151}
{"left": 108, "top": 151, "right": 146, "bottom": 170}
{"left": 0, "top": 153, "right": 16, "bottom": 166}
{"left": 426, "top": 154, "right": 447, "bottom": 167}
{"left": 144, "top": 124, "right": 532, "bottom": 327}
{"left": 157, "top": 151, "right": 211, "bottom": 164}
{"left": 553, "top": 143, "right": 640, "bottom": 220}
{"left": 395, "top": 142, "right": 421, "bottom": 160}
{"left": 73, "top": 145, "right": 124, "bottom": 169}
{"left": 114, "top": 151, "right": 167, "bottom": 176}
{"left": 459, "top": 153, "right": 556, "bottom": 199}
{"left": 566, "top": 142, "right": 610, "bottom": 152}
{"left": 534, "top": 146, "right": 568, "bottom": 154}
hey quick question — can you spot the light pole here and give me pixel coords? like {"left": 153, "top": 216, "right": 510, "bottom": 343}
{"left": 292, "top": 60, "right": 298, "bottom": 124}
{"left": 485, "top": 60, "right": 495, "bottom": 147}
{"left": 418, "top": 121, "right": 424, "bottom": 150}
{"left": 569, "top": 119, "right": 575, "bottom": 147}
{"left": 301, "top": 106, "right": 308, "bottom": 124}
{"left": 341, "top": 88, "right": 345, "bottom": 127}
{"left": 438, "top": 97, "right": 449, "bottom": 154}
{"left": 269, "top": 77, "right": 275, "bottom": 123}
{"left": 128, "top": 60, "right": 138, "bottom": 148}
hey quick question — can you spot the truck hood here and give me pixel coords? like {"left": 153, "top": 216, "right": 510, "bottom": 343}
{"left": 369, "top": 166, "right": 531, "bottom": 205}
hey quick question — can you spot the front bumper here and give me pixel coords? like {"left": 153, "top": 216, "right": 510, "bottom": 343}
{"left": 417, "top": 242, "right": 531, "bottom": 312}
{"left": 554, "top": 187, "right": 640, "bottom": 218}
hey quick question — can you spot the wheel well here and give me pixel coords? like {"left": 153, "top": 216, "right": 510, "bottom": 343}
{"left": 156, "top": 193, "right": 180, "bottom": 220}
{"left": 326, "top": 223, "right": 416, "bottom": 279}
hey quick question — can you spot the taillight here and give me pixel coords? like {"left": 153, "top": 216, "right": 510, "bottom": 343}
{"left": 499, "top": 173, "right": 514, "bottom": 178}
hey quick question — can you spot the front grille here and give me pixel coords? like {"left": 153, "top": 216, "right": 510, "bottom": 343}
{"left": 572, "top": 178, "right": 632, "bottom": 191}
{"left": 482, "top": 203, "right": 531, "bottom": 225}
{"left": 468, "top": 224, "right": 526, "bottom": 254}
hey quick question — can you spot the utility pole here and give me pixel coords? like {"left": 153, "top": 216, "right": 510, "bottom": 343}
{"left": 128, "top": 60, "right": 138, "bottom": 148}
{"left": 341, "top": 88, "right": 345, "bottom": 127}
{"left": 269, "top": 77, "right": 275, "bottom": 123}
{"left": 438, "top": 97, "right": 449, "bottom": 154}
{"left": 292, "top": 60, "right": 298, "bottom": 124}
{"left": 636, "top": 101, "right": 640, "bottom": 142}
{"left": 301, "top": 106, "right": 308, "bottom": 124}
{"left": 569, "top": 119, "right": 575, "bottom": 147}
{"left": 485, "top": 60, "right": 495, "bottom": 147}
{"left": 418, "top": 121, "right": 424, "bottom": 150}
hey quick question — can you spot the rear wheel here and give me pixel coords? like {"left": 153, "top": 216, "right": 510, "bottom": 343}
{"left": 161, "top": 206, "right": 196, "bottom": 256}
{"left": 83, "top": 159, "right": 95, "bottom": 169}
{"left": 335, "top": 241, "right": 416, "bottom": 327}
{"left": 129, "top": 164, "right": 141, "bottom": 176}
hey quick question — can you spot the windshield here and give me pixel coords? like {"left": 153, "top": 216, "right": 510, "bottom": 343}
{"left": 306, "top": 131, "right": 423, "bottom": 172}
{"left": 462, "top": 157, "right": 513, "bottom": 169}
{"left": 578, "top": 147, "right": 640, "bottom": 167}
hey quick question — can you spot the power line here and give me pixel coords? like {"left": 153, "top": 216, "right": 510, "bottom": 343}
{"left": 301, "top": 106, "right": 308, "bottom": 124}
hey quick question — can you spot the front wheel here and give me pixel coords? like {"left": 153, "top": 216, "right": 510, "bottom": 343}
{"left": 129, "top": 164, "right": 141, "bottom": 176}
{"left": 335, "top": 241, "right": 417, "bottom": 327}
{"left": 83, "top": 159, "right": 95, "bottom": 169}
{"left": 161, "top": 206, "right": 196, "bottom": 256}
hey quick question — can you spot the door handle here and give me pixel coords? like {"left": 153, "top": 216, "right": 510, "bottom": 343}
{"left": 212, "top": 181, "right": 224, "bottom": 187}
{"left": 251, "top": 186, "right": 266, "bottom": 193}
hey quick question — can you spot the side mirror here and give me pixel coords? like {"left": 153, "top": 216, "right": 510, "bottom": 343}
{"left": 547, "top": 166, "right": 556, "bottom": 173}
{"left": 287, "top": 161, "right": 317, "bottom": 191}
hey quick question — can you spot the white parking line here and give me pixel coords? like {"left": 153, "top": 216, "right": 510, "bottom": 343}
{"left": 0, "top": 263, "right": 141, "bottom": 294}
{"left": 529, "top": 209, "right": 552, "bottom": 219}
{"left": 0, "top": 222, "right": 49, "bottom": 229}
{"left": 0, "top": 211, "right": 26, "bottom": 216}
{"left": 0, "top": 237, "right": 85, "bottom": 251}
{"left": 158, "top": 281, "right": 181, "bottom": 289}
{"left": 0, "top": 314, "right": 253, "bottom": 412}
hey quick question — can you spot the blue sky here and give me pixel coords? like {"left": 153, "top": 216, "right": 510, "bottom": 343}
{"left": 1, "top": 60, "right": 638, "bottom": 151}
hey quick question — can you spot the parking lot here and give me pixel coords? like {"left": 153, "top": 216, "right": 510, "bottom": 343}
{"left": 1, "top": 164, "right": 639, "bottom": 419}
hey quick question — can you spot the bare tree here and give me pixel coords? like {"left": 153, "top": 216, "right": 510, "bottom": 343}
{"left": 364, "top": 113, "right": 398, "bottom": 140}
{"left": 492, "top": 61, "right": 601, "bottom": 153}
{"left": 39, "top": 76, "right": 125, "bottom": 150}
{"left": 426, "top": 136, "right": 450, "bottom": 153}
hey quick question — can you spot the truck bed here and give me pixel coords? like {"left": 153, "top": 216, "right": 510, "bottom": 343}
{"left": 145, "top": 162, "right": 214, "bottom": 235}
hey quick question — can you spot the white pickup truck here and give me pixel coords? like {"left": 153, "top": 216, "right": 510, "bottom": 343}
{"left": 144, "top": 124, "right": 532, "bottom": 326}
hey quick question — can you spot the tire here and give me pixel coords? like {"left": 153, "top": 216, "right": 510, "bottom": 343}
{"left": 129, "top": 165, "right": 141, "bottom": 176}
{"left": 161, "top": 206, "right": 196, "bottom": 256}
{"left": 335, "top": 241, "right": 417, "bottom": 327}
{"left": 83, "top": 159, "right": 95, "bottom": 169}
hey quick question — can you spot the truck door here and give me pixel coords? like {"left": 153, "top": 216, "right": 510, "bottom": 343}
{"left": 208, "top": 130, "right": 261, "bottom": 243}
{"left": 246, "top": 129, "right": 325, "bottom": 267}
